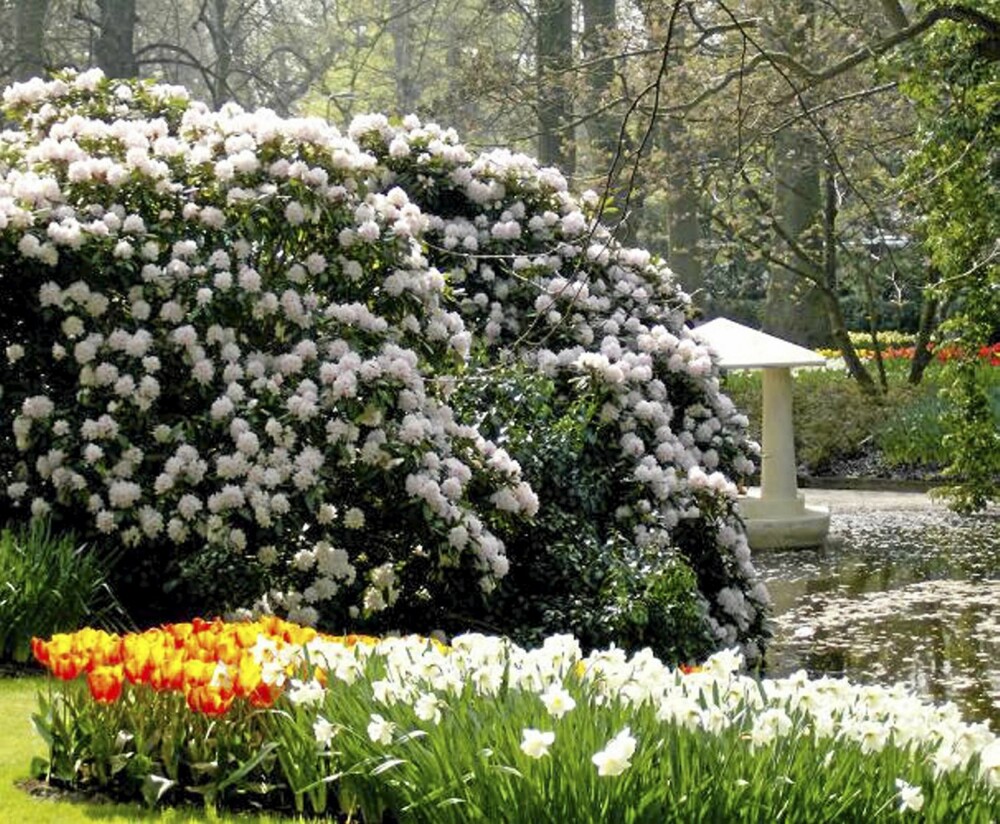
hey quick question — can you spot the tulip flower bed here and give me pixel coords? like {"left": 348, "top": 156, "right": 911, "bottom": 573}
{"left": 28, "top": 619, "right": 1000, "bottom": 822}
{"left": 817, "top": 341, "right": 1000, "bottom": 366}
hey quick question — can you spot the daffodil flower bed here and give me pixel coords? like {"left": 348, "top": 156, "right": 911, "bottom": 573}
{"left": 31, "top": 619, "right": 1000, "bottom": 822}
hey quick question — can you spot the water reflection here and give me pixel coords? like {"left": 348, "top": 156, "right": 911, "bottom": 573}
{"left": 755, "top": 509, "right": 1000, "bottom": 727}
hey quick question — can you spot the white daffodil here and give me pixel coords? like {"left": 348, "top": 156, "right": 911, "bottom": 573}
{"left": 520, "top": 728, "right": 555, "bottom": 759}
{"left": 313, "top": 716, "right": 337, "bottom": 748}
{"left": 749, "top": 708, "right": 793, "bottom": 750}
{"left": 592, "top": 727, "right": 637, "bottom": 777}
{"left": 894, "top": 778, "right": 925, "bottom": 813}
{"left": 981, "top": 739, "right": 1000, "bottom": 787}
{"left": 540, "top": 684, "right": 577, "bottom": 719}
{"left": 286, "top": 677, "right": 325, "bottom": 707}
{"left": 367, "top": 713, "right": 396, "bottom": 746}
{"left": 414, "top": 692, "right": 442, "bottom": 725}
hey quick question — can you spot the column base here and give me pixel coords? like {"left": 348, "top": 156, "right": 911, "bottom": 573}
{"left": 738, "top": 491, "right": 830, "bottom": 550}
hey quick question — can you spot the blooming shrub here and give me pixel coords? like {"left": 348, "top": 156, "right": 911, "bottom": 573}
{"left": 30, "top": 620, "right": 1000, "bottom": 821}
{"left": 0, "top": 70, "right": 765, "bottom": 656}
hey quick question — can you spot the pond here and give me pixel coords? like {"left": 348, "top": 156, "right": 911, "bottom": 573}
{"left": 754, "top": 505, "right": 1000, "bottom": 729}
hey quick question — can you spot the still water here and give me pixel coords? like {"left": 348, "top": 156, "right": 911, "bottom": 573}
{"left": 754, "top": 508, "right": 1000, "bottom": 728}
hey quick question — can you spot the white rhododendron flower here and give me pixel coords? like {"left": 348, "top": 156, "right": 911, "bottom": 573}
{"left": 343, "top": 507, "right": 366, "bottom": 530}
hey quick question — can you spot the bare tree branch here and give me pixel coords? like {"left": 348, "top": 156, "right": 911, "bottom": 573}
{"left": 767, "top": 81, "right": 899, "bottom": 136}
{"left": 786, "top": 3, "right": 1000, "bottom": 95}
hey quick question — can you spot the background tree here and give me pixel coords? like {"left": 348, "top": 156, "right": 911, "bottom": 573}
{"left": 537, "top": 0, "right": 575, "bottom": 173}
{"left": 893, "top": 0, "right": 1000, "bottom": 510}
{"left": 94, "top": 0, "right": 138, "bottom": 77}
{"left": 12, "top": 0, "right": 51, "bottom": 81}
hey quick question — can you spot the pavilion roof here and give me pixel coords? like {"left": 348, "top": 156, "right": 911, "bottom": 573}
{"left": 691, "top": 317, "right": 827, "bottom": 370}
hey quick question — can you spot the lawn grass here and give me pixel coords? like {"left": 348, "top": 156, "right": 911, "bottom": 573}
{"left": 0, "top": 676, "right": 315, "bottom": 823}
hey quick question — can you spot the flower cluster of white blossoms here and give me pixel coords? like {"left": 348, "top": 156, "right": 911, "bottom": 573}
{"left": 1, "top": 71, "right": 764, "bottom": 649}
{"left": 350, "top": 114, "right": 766, "bottom": 649}
{"left": 0, "top": 72, "right": 535, "bottom": 620}
{"left": 276, "top": 632, "right": 1000, "bottom": 790}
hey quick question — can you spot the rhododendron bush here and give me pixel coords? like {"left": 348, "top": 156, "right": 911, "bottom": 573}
{"left": 0, "top": 70, "right": 765, "bottom": 657}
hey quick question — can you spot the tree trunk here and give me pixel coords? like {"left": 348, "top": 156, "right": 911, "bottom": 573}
{"left": 201, "top": 0, "right": 233, "bottom": 108}
{"left": 621, "top": 8, "right": 703, "bottom": 287}
{"left": 863, "top": 281, "right": 889, "bottom": 391}
{"left": 389, "top": 0, "right": 419, "bottom": 113}
{"left": 762, "top": 0, "right": 828, "bottom": 346}
{"left": 907, "top": 276, "right": 950, "bottom": 386}
{"left": 581, "top": 0, "right": 627, "bottom": 224}
{"left": 665, "top": 180, "right": 704, "bottom": 299}
{"left": 580, "top": 0, "right": 616, "bottom": 148}
{"left": 819, "top": 286, "right": 878, "bottom": 394}
{"left": 14, "top": 0, "right": 49, "bottom": 81}
{"left": 764, "top": 123, "right": 828, "bottom": 346}
{"left": 537, "top": 0, "right": 575, "bottom": 176}
{"left": 658, "top": 19, "right": 704, "bottom": 298}
{"left": 879, "top": 0, "right": 909, "bottom": 31}
{"left": 818, "top": 154, "right": 876, "bottom": 394}
{"left": 908, "top": 290, "right": 941, "bottom": 385}
{"left": 96, "top": 0, "right": 139, "bottom": 78}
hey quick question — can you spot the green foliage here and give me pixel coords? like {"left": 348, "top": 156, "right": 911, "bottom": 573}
{"left": 449, "top": 364, "right": 720, "bottom": 664}
{"left": 1, "top": 676, "right": 286, "bottom": 823}
{"left": 611, "top": 550, "right": 711, "bottom": 662}
{"left": 33, "top": 677, "right": 279, "bottom": 811}
{"left": 894, "top": 1, "right": 1000, "bottom": 510}
{"left": 721, "top": 363, "right": 995, "bottom": 476}
{"left": 724, "top": 369, "right": 889, "bottom": 473}
{"left": 790, "top": 371, "right": 888, "bottom": 471}
{"left": 484, "top": 518, "right": 713, "bottom": 665}
{"left": 0, "top": 521, "right": 121, "bottom": 664}
{"left": 874, "top": 390, "right": 950, "bottom": 468}
{"left": 939, "top": 360, "right": 1000, "bottom": 513}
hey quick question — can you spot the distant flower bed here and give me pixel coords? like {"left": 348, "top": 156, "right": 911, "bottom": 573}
{"left": 818, "top": 342, "right": 1000, "bottom": 365}
{"left": 31, "top": 619, "right": 1000, "bottom": 821}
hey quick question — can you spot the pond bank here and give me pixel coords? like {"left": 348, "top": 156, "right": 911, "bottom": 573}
{"left": 795, "top": 485, "right": 949, "bottom": 510}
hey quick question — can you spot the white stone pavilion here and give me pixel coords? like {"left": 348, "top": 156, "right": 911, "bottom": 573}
{"left": 693, "top": 317, "right": 831, "bottom": 549}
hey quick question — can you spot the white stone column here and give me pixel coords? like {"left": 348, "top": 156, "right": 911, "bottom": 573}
{"left": 760, "top": 366, "right": 798, "bottom": 503}
{"left": 690, "top": 317, "right": 830, "bottom": 548}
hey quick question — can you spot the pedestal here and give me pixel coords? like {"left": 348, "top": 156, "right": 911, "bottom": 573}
{"left": 741, "top": 367, "right": 831, "bottom": 549}
{"left": 738, "top": 490, "right": 830, "bottom": 549}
